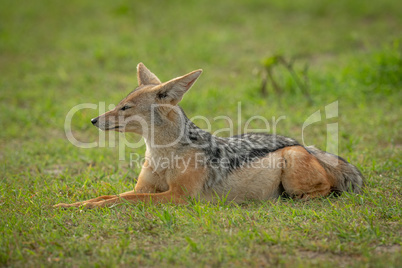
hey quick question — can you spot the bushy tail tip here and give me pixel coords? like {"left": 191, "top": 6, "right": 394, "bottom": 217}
{"left": 304, "top": 146, "right": 364, "bottom": 194}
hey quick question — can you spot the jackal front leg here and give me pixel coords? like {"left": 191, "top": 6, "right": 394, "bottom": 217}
{"left": 53, "top": 190, "right": 136, "bottom": 208}
{"left": 53, "top": 161, "right": 163, "bottom": 208}
{"left": 54, "top": 167, "right": 205, "bottom": 209}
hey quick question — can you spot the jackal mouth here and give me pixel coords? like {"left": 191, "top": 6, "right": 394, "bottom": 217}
{"left": 105, "top": 126, "right": 122, "bottom": 130}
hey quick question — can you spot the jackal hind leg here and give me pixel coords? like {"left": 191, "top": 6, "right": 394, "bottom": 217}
{"left": 280, "top": 146, "right": 331, "bottom": 200}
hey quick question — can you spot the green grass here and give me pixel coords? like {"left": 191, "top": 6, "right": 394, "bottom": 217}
{"left": 0, "top": 0, "right": 401, "bottom": 267}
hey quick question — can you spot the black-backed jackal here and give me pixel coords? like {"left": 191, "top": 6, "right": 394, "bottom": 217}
{"left": 54, "top": 63, "right": 364, "bottom": 208}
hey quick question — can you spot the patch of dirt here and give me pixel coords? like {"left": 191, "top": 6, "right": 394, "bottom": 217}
{"left": 374, "top": 244, "right": 401, "bottom": 254}
{"left": 43, "top": 165, "right": 66, "bottom": 175}
{"left": 297, "top": 250, "right": 359, "bottom": 267}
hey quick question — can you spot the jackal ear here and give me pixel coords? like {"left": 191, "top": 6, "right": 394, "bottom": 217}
{"left": 157, "top": 69, "right": 202, "bottom": 105}
{"left": 137, "top": 62, "right": 161, "bottom": 85}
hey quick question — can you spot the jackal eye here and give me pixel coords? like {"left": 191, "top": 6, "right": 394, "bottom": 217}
{"left": 121, "top": 105, "right": 131, "bottom": 111}
{"left": 157, "top": 91, "right": 168, "bottom": 99}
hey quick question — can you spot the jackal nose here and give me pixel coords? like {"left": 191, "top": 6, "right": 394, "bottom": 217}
{"left": 91, "top": 118, "right": 98, "bottom": 125}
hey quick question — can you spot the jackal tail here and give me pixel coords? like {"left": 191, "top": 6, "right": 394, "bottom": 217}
{"left": 305, "top": 146, "right": 365, "bottom": 194}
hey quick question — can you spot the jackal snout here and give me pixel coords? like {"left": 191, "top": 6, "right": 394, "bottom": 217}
{"left": 91, "top": 112, "right": 121, "bottom": 131}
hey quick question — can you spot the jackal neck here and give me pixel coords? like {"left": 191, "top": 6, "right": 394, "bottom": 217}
{"left": 143, "top": 106, "right": 211, "bottom": 153}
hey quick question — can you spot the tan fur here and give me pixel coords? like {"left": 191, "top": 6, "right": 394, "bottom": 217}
{"left": 201, "top": 150, "right": 284, "bottom": 202}
{"left": 200, "top": 146, "right": 332, "bottom": 203}
{"left": 279, "top": 146, "right": 332, "bottom": 199}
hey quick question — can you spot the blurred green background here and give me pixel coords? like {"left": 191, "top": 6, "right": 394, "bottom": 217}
{"left": 0, "top": 0, "right": 401, "bottom": 266}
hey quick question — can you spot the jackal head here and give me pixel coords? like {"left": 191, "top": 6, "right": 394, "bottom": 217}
{"left": 91, "top": 63, "right": 202, "bottom": 135}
